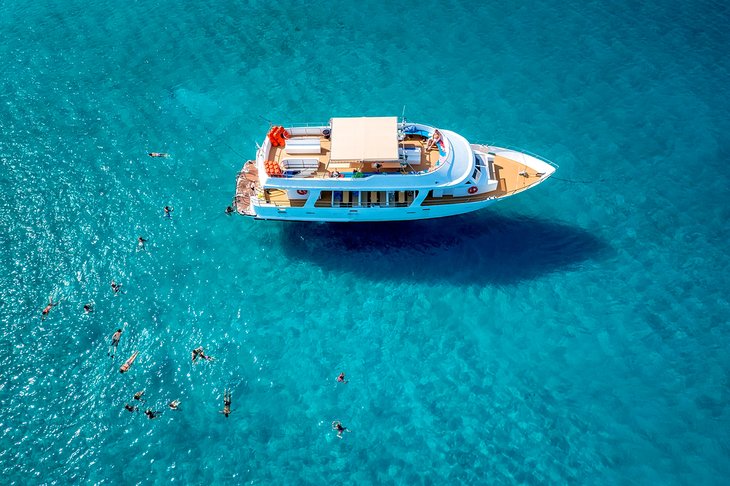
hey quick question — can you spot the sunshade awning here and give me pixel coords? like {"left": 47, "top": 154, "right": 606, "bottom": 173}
{"left": 329, "top": 117, "right": 399, "bottom": 162}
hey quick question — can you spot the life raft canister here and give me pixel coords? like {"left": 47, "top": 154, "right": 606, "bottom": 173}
{"left": 296, "top": 189, "right": 308, "bottom": 196}
{"left": 265, "top": 160, "right": 281, "bottom": 176}
{"left": 468, "top": 186, "right": 478, "bottom": 194}
{"left": 267, "top": 127, "right": 278, "bottom": 146}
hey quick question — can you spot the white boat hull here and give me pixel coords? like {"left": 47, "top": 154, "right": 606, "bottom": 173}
{"left": 252, "top": 198, "right": 500, "bottom": 222}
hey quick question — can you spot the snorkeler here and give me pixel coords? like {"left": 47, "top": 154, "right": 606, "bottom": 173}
{"left": 337, "top": 372, "right": 348, "bottom": 384}
{"left": 191, "top": 346, "right": 213, "bottom": 363}
{"left": 124, "top": 404, "right": 138, "bottom": 412}
{"left": 219, "top": 389, "right": 232, "bottom": 417}
{"left": 144, "top": 409, "right": 159, "bottom": 419}
{"left": 332, "top": 421, "right": 350, "bottom": 439}
{"left": 108, "top": 328, "right": 123, "bottom": 357}
{"left": 41, "top": 297, "right": 59, "bottom": 320}
{"left": 119, "top": 351, "right": 139, "bottom": 374}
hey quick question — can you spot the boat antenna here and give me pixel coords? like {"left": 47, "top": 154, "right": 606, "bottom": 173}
{"left": 401, "top": 105, "right": 407, "bottom": 123}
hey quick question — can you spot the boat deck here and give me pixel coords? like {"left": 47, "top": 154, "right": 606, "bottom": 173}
{"left": 234, "top": 161, "right": 260, "bottom": 215}
{"left": 267, "top": 133, "right": 441, "bottom": 177}
{"left": 422, "top": 149, "right": 548, "bottom": 205}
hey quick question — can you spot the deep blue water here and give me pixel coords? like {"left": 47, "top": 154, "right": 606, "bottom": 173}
{"left": 1, "top": 0, "right": 729, "bottom": 484}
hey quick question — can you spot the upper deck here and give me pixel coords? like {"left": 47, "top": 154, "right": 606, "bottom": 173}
{"left": 256, "top": 119, "right": 476, "bottom": 192}
{"left": 267, "top": 131, "right": 442, "bottom": 178}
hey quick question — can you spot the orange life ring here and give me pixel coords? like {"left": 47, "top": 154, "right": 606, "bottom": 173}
{"left": 296, "top": 189, "right": 308, "bottom": 196}
{"left": 468, "top": 186, "right": 478, "bottom": 194}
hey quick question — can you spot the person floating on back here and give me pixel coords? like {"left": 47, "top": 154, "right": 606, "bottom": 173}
{"left": 119, "top": 351, "right": 139, "bottom": 373}
{"left": 108, "top": 328, "right": 123, "bottom": 357}
{"left": 337, "top": 372, "right": 348, "bottom": 384}
{"left": 148, "top": 152, "right": 168, "bottom": 158}
{"left": 219, "top": 389, "right": 232, "bottom": 418}
{"left": 41, "top": 297, "right": 59, "bottom": 320}
{"left": 332, "top": 421, "right": 350, "bottom": 439}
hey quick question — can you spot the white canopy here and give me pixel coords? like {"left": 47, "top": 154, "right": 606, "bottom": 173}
{"left": 329, "top": 117, "right": 399, "bottom": 162}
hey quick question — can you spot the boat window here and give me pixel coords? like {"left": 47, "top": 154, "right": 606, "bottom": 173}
{"left": 315, "top": 191, "right": 333, "bottom": 208}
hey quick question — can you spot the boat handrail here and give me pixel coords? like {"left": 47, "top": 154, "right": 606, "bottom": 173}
{"left": 478, "top": 142, "right": 559, "bottom": 170}
{"left": 282, "top": 122, "right": 328, "bottom": 128}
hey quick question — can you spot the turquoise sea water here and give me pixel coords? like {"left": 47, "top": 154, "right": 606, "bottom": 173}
{"left": 2, "top": 0, "right": 729, "bottom": 483}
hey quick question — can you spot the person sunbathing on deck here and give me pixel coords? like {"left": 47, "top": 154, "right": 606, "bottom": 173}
{"left": 425, "top": 129, "right": 442, "bottom": 151}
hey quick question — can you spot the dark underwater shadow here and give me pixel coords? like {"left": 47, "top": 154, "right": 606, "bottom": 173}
{"left": 278, "top": 211, "right": 608, "bottom": 285}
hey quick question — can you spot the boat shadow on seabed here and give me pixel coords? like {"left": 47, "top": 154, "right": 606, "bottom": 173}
{"left": 279, "top": 212, "right": 608, "bottom": 285}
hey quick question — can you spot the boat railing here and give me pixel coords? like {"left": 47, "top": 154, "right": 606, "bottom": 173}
{"left": 478, "top": 142, "right": 559, "bottom": 170}
{"left": 259, "top": 199, "right": 412, "bottom": 209}
{"left": 284, "top": 122, "right": 328, "bottom": 128}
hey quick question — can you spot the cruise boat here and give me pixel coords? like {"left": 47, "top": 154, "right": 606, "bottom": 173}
{"left": 234, "top": 116, "right": 557, "bottom": 222}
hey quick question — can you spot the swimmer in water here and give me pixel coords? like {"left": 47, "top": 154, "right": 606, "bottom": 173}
{"left": 225, "top": 205, "right": 234, "bottom": 215}
{"left": 111, "top": 280, "right": 122, "bottom": 294}
{"left": 134, "top": 390, "right": 145, "bottom": 402}
{"left": 144, "top": 409, "right": 158, "bottom": 419}
{"left": 124, "top": 404, "right": 138, "bottom": 412}
{"left": 108, "top": 328, "right": 123, "bottom": 357}
{"left": 41, "top": 297, "right": 59, "bottom": 320}
{"left": 337, "top": 372, "right": 348, "bottom": 384}
{"left": 163, "top": 206, "right": 173, "bottom": 218}
{"left": 119, "top": 351, "right": 139, "bottom": 374}
{"left": 219, "top": 389, "right": 232, "bottom": 417}
{"left": 168, "top": 400, "right": 181, "bottom": 410}
{"left": 137, "top": 236, "right": 147, "bottom": 249}
{"left": 83, "top": 303, "right": 93, "bottom": 314}
{"left": 332, "top": 421, "right": 350, "bottom": 439}
{"left": 191, "top": 346, "right": 214, "bottom": 363}
{"left": 148, "top": 152, "right": 169, "bottom": 158}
